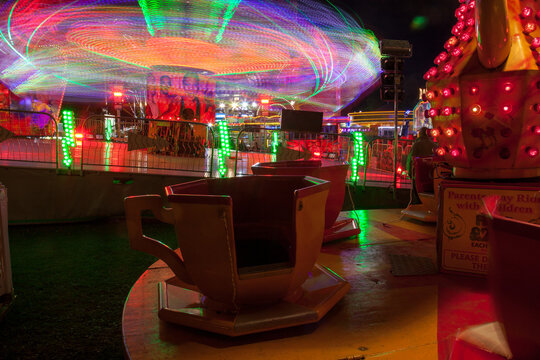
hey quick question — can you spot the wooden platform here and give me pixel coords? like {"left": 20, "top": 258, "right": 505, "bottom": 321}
{"left": 122, "top": 209, "right": 497, "bottom": 360}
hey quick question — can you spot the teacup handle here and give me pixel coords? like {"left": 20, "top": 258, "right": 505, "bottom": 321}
{"left": 124, "top": 195, "right": 194, "bottom": 285}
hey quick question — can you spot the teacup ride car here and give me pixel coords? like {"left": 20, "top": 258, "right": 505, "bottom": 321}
{"left": 124, "top": 175, "right": 350, "bottom": 336}
{"left": 251, "top": 160, "right": 360, "bottom": 242}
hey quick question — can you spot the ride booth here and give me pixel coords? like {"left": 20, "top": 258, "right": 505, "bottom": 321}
{"left": 404, "top": 0, "right": 540, "bottom": 358}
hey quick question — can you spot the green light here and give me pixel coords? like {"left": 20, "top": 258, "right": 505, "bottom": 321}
{"left": 271, "top": 131, "right": 279, "bottom": 154}
{"left": 351, "top": 131, "right": 364, "bottom": 183}
{"left": 61, "top": 109, "right": 75, "bottom": 169}
{"left": 105, "top": 117, "right": 113, "bottom": 141}
{"left": 217, "top": 120, "right": 230, "bottom": 177}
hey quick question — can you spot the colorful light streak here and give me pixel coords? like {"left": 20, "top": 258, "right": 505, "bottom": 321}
{"left": 0, "top": 0, "right": 379, "bottom": 113}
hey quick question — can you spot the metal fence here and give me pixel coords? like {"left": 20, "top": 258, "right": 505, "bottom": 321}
{"left": 363, "top": 137, "right": 413, "bottom": 188}
{"left": 0, "top": 109, "right": 58, "bottom": 168}
{"left": 0, "top": 109, "right": 416, "bottom": 189}
{"left": 77, "top": 115, "right": 216, "bottom": 175}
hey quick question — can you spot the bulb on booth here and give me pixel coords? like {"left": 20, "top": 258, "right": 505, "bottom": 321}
{"left": 430, "top": 128, "right": 441, "bottom": 137}
{"left": 526, "top": 146, "right": 539, "bottom": 157}
{"left": 442, "top": 87, "right": 454, "bottom": 97}
{"left": 524, "top": 22, "right": 536, "bottom": 34}
{"left": 445, "top": 36, "right": 458, "bottom": 50}
{"left": 450, "top": 148, "right": 462, "bottom": 157}
{"left": 452, "top": 47, "right": 463, "bottom": 57}
{"left": 436, "top": 147, "right": 447, "bottom": 156}
{"left": 469, "top": 85, "right": 479, "bottom": 95}
{"left": 468, "top": 1, "right": 475, "bottom": 9}
{"left": 502, "top": 104, "right": 512, "bottom": 114}
{"left": 521, "top": 7, "right": 533, "bottom": 18}
{"left": 532, "top": 126, "right": 540, "bottom": 135}
{"left": 460, "top": 32, "right": 472, "bottom": 42}
{"left": 428, "top": 108, "right": 439, "bottom": 117}
{"left": 442, "top": 63, "right": 453, "bottom": 74}
{"left": 471, "top": 104, "right": 482, "bottom": 115}
{"left": 442, "top": 107, "right": 454, "bottom": 116}
{"left": 532, "top": 37, "right": 540, "bottom": 48}
{"left": 503, "top": 82, "right": 513, "bottom": 92}
{"left": 426, "top": 90, "right": 436, "bottom": 100}
{"left": 445, "top": 127, "right": 457, "bottom": 136}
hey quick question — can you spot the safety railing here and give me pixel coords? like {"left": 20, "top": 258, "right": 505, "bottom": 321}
{"left": 231, "top": 126, "right": 362, "bottom": 180}
{"left": 0, "top": 109, "right": 58, "bottom": 169}
{"left": 77, "top": 115, "right": 216, "bottom": 176}
{"left": 362, "top": 137, "right": 414, "bottom": 189}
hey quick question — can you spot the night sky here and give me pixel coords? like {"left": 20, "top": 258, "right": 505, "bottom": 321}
{"left": 331, "top": 0, "right": 459, "bottom": 111}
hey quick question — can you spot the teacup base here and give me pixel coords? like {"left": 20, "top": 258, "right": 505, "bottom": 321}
{"left": 157, "top": 263, "right": 350, "bottom": 336}
{"left": 324, "top": 217, "right": 361, "bottom": 243}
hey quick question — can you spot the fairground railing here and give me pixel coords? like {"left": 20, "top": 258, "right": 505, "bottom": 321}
{"left": 0, "top": 109, "right": 58, "bottom": 168}
{"left": 230, "top": 126, "right": 363, "bottom": 180}
{"left": 362, "top": 137, "right": 414, "bottom": 189}
{"left": 77, "top": 115, "right": 216, "bottom": 175}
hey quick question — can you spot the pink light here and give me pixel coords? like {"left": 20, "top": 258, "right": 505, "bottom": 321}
{"left": 434, "top": 52, "right": 449, "bottom": 65}
{"left": 460, "top": 32, "right": 472, "bottom": 42}
{"left": 442, "top": 106, "right": 453, "bottom": 116}
{"left": 524, "top": 22, "right": 537, "bottom": 34}
{"left": 521, "top": 7, "right": 533, "bottom": 18}
{"left": 442, "top": 87, "right": 453, "bottom": 97}
{"left": 532, "top": 37, "right": 540, "bottom": 48}
{"left": 455, "top": 9, "right": 465, "bottom": 20}
{"left": 468, "top": 1, "right": 475, "bottom": 9}
{"left": 452, "top": 47, "right": 463, "bottom": 57}
{"left": 526, "top": 147, "right": 539, "bottom": 157}
{"left": 458, "top": 4, "right": 467, "bottom": 13}
{"left": 428, "top": 108, "right": 439, "bottom": 117}
{"left": 436, "top": 147, "right": 446, "bottom": 156}
{"left": 442, "top": 63, "right": 453, "bottom": 74}
{"left": 466, "top": 18, "right": 475, "bottom": 27}
{"left": 532, "top": 126, "right": 540, "bottom": 135}
{"left": 450, "top": 148, "right": 461, "bottom": 157}
{"left": 428, "top": 67, "right": 438, "bottom": 77}
{"left": 452, "top": 22, "right": 465, "bottom": 36}
{"left": 502, "top": 104, "right": 512, "bottom": 114}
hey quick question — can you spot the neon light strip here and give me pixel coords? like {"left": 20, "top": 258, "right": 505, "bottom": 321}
{"left": 271, "top": 131, "right": 278, "bottom": 154}
{"left": 350, "top": 131, "right": 364, "bottom": 182}
{"left": 61, "top": 109, "right": 75, "bottom": 168}
{"left": 217, "top": 120, "right": 230, "bottom": 177}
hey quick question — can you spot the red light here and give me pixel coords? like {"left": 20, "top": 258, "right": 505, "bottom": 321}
{"left": 430, "top": 128, "right": 441, "bottom": 137}
{"left": 423, "top": 72, "right": 432, "bottom": 81}
{"left": 468, "top": 1, "right": 475, "bottom": 9}
{"left": 313, "top": 152, "right": 321, "bottom": 157}
{"left": 471, "top": 104, "right": 482, "bottom": 115}
{"left": 526, "top": 147, "right": 539, "bottom": 157}
{"left": 113, "top": 91, "right": 123, "bottom": 97}
{"left": 445, "top": 127, "right": 456, "bottom": 137}
{"left": 460, "top": 32, "right": 472, "bottom": 42}
{"left": 436, "top": 147, "right": 446, "bottom": 156}
{"left": 524, "top": 22, "right": 537, "bottom": 34}
{"left": 450, "top": 148, "right": 462, "bottom": 157}
{"left": 397, "top": 166, "right": 402, "bottom": 175}
{"left": 452, "top": 22, "right": 465, "bottom": 36}
{"left": 503, "top": 82, "right": 513, "bottom": 92}
{"left": 537, "top": 10, "right": 540, "bottom": 20}
{"left": 442, "top": 106, "right": 453, "bottom": 116}
{"left": 466, "top": 18, "right": 475, "bottom": 27}
{"left": 532, "top": 126, "right": 540, "bottom": 135}
{"left": 428, "top": 67, "right": 438, "bottom": 77}
{"left": 452, "top": 47, "right": 463, "bottom": 57}
{"left": 458, "top": 4, "right": 467, "bottom": 13}
{"left": 532, "top": 37, "right": 540, "bottom": 48}
{"left": 426, "top": 90, "right": 436, "bottom": 100}
{"left": 442, "top": 63, "right": 453, "bottom": 74}
{"left": 445, "top": 36, "right": 458, "bottom": 50}
{"left": 455, "top": 9, "right": 465, "bottom": 20}
{"left": 75, "top": 133, "right": 84, "bottom": 139}
{"left": 428, "top": 108, "right": 439, "bottom": 117}
{"left": 442, "top": 88, "right": 454, "bottom": 97}
{"left": 502, "top": 104, "right": 512, "bottom": 114}
{"left": 434, "top": 52, "right": 449, "bottom": 65}
{"left": 469, "top": 85, "right": 479, "bottom": 95}
{"left": 521, "top": 7, "right": 533, "bottom": 18}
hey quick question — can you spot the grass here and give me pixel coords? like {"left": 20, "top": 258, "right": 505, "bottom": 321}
{"left": 0, "top": 217, "right": 178, "bottom": 360}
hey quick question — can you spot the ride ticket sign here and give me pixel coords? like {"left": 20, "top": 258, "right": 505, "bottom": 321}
{"left": 437, "top": 181, "right": 540, "bottom": 275}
